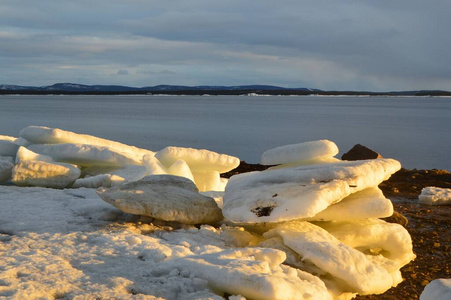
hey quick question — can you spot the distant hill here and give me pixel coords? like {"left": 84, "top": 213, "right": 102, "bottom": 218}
{"left": 0, "top": 83, "right": 450, "bottom": 96}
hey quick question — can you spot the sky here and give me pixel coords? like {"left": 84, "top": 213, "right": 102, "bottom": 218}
{"left": 1, "top": 0, "right": 450, "bottom": 91}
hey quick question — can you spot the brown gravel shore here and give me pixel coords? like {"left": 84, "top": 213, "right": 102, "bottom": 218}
{"left": 223, "top": 162, "right": 451, "bottom": 299}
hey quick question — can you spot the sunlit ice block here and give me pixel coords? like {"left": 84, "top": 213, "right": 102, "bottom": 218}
{"left": 28, "top": 143, "right": 143, "bottom": 167}
{"left": 142, "top": 154, "right": 169, "bottom": 175}
{"left": 168, "top": 159, "right": 195, "bottom": 183}
{"left": 261, "top": 140, "right": 339, "bottom": 166}
{"left": 317, "top": 218, "right": 416, "bottom": 270}
{"left": 192, "top": 170, "right": 221, "bottom": 192}
{"left": 223, "top": 159, "right": 401, "bottom": 223}
{"left": 0, "top": 135, "right": 16, "bottom": 142}
{"left": 152, "top": 247, "right": 332, "bottom": 300}
{"left": 12, "top": 161, "right": 81, "bottom": 189}
{"left": 264, "top": 221, "right": 397, "bottom": 296}
{"left": 304, "top": 187, "right": 393, "bottom": 222}
{"left": 15, "top": 146, "right": 55, "bottom": 164}
{"left": 419, "top": 186, "right": 451, "bottom": 205}
{"left": 19, "top": 125, "right": 155, "bottom": 162}
{"left": 155, "top": 146, "right": 240, "bottom": 173}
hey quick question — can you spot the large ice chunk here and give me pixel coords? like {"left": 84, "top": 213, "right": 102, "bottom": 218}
{"left": 168, "top": 159, "right": 195, "bottom": 183}
{"left": 143, "top": 154, "right": 169, "bottom": 175}
{"left": 96, "top": 175, "right": 223, "bottom": 224}
{"left": 15, "top": 146, "right": 55, "bottom": 164}
{"left": 155, "top": 146, "right": 240, "bottom": 173}
{"left": 261, "top": 140, "right": 339, "bottom": 165}
{"left": 153, "top": 248, "right": 332, "bottom": 300}
{"left": 317, "top": 219, "right": 416, "bottom": 269}
{"left": 192, "top": 170, "right": 221, "bottom": 192}
{"left": 420, "top": 279, "right": 451, "bottom": 300}
{"left": 19, "top": 125, "right": 155, "bottom": 159}
{"left": 264, "top": 221, "right": 395, "bottom": 295}
{"left": 418, "top": 187, "right": 451, "bottom": 205}
{"left": 0, "top": 156, "right": 14, "bottom": 182}
{"left": 28, "top": 143, "right": 142, "bottom": 167}
{"left": 305, "top": 187, "right": 393, "bottom": 221}
{"left": 223, "top": 159, "right": 401, "bottom": 223}
{"left": 12, "top": 161, "right": 81, "bottom": 189}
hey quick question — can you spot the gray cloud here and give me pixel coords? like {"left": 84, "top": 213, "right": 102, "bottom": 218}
{"left": 0, "top": 0, "right": 450, "bottom": 90}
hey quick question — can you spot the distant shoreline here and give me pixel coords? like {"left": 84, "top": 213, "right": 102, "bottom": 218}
{"left": 2, "top": 90, "right": 451, "bottom": 96}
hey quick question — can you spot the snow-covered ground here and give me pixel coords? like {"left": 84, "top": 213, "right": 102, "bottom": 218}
{"left": 0, "top": 186, "right": 256, "bottom": 299}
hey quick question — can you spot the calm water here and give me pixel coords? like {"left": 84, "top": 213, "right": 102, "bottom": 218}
{"left": 1, "top": 95, "right": 450, "bottom": 170}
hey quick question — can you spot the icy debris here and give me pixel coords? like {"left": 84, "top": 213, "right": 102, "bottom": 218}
{"left": 261, "top": 140, "right": 339, "bottom": 166}
{"left": 12, "top": 161, "right": 81, "bottom": 189}
{"left": 153, "top": 248, "right": 332, "bottom": 300}
{"left": 19, "top": 125, "right": 155, "bottom": 159}
{"left": 0, "top": 130, "right": 416, "bottom": 299}
{"left": 0, "top": 155, "right": 14, "bottom": 182}
{"left": 96, "top": 175, "right": 223, "bottom": 224}
{"left": 419, "top": 186, "right": 451, "bottom": 205}
{"left": 156, "top": 146, "right": 240, "bottom": 173}
{"left": 223, "top": 159, "right": 401, "bottom": 223}
{"left": 420, "top": 278, "right": 451, "bottom": 300}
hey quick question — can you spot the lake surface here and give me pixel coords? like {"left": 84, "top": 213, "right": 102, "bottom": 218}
{"left": 1, "top": 95, "right": 450, "bottom": 170}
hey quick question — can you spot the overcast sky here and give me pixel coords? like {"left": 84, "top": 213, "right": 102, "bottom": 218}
{"left": 1, "top": 1, "right": 450, "bottom": 91}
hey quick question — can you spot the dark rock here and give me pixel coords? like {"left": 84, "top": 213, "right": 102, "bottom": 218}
{"left": 341, "top": 144, "right": 382, "bottom": 161}
{"left": 382, "top": 210, "right": 409, "bottom": 227}
{"left": 221, "top": 161, "right": 272, "bottom": 178}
